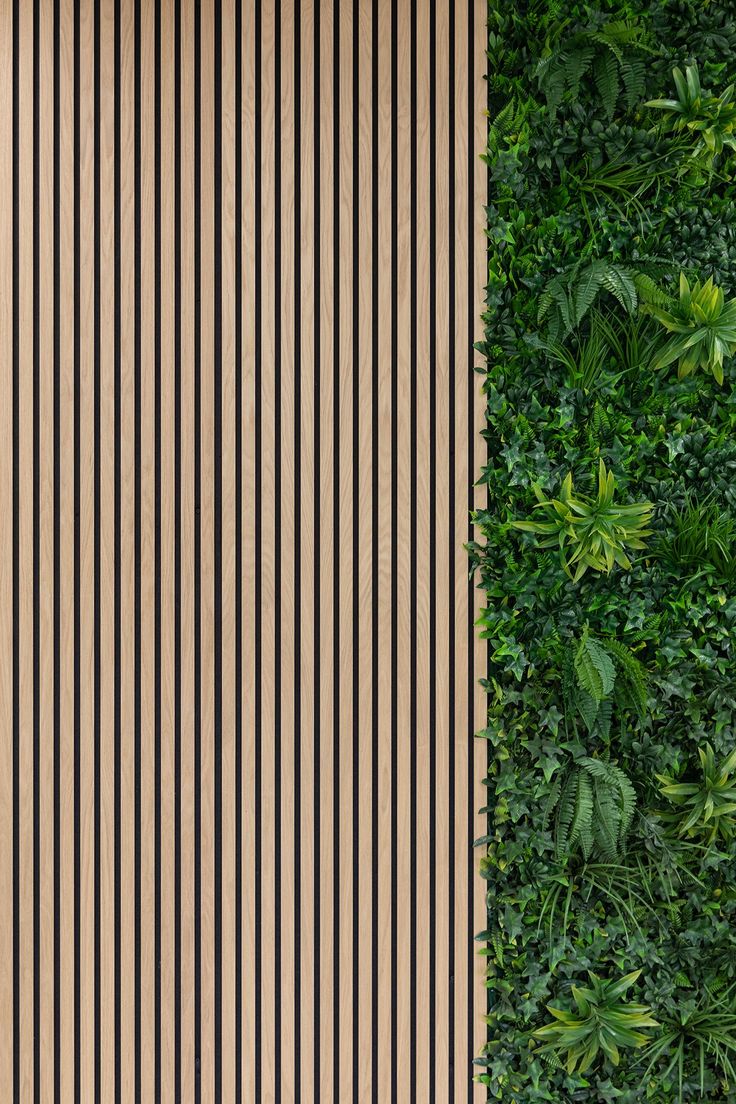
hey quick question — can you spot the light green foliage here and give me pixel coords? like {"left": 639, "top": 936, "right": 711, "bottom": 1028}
{"left": 646, "top": 64, "right": 736, "bottom": 172}
{"left": 511, "top": 459, "right": 653, "bottom": 581}
{"left": 657, "top": 743, "right": 736, "bottom": 845}
{"left": 642, "top": 272, "right": 736, "bottom": 384}
{"left": 533, "top": 970, "right": 658, "bottom": 1073}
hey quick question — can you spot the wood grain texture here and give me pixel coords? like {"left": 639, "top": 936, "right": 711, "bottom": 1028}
{"left": 1, "top": 0, "right": 488, "bottom": 1099}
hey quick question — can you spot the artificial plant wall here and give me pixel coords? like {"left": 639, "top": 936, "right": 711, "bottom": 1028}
{"left": 473, "top": 1, "right": 736, "bottom": 1100}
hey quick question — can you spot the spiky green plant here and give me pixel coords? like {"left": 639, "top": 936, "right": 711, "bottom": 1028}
{"left": 533, "top": 970, "right": 658, "bottom": 1073}
{"left": 657, "top": 744, "right": 736, "bottom": 845}
{"left": 638, "top": 983, "right": 736, "bottom": 1101}
{"left": 511, "top": 459, "right": 653, "bottom": 582}
{"left": 642, "top": 273, "right": 736, "bottom": 384}
{"left": 646, "top": 64, "right": 736, "bottom": 171}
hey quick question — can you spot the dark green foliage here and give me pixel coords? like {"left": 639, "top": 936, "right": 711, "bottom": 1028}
{"left": 544, "top": 757, "right": 636, "bottom": 861}
{"left": 476, "top": 0, "right": 736, "bottom": 1099}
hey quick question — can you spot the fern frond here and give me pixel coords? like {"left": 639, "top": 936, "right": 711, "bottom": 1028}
{"left": 574, "top": 265, "right": 604, "bottom": 326}
{"left": 600, "top": 265, "right": 638, "bottom": 315}
{"left": 621, "top": 57, "right": 646, "bottom": 111}
{"left": 575, "top": 632, "right": 616, "bottom": 703}
{"left": 566, "top": 46, "right": 595, "bottom": 102}
{"left": 594, "top": 50, "right": 619, "bottom": 120}
{"left": 569, "top": 771, "right": 594, "bottom": 858}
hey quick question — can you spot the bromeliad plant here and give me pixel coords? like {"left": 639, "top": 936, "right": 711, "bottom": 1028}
{"left": 646, "top": 64, "right": 736, "bottom": 173}
{"left": 511, "top": 459, "right": 653, "bottom": 582}
{"left": 657, "top": 743, "right": 736, "bottom": 845}
{"left": 643, "top": 273, "right": 736, "bottom": 384}
{"left": 532, "top": 970, "right": 658, "bottom": 1073}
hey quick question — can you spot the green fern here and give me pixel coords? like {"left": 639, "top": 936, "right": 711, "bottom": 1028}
{"left": 563, "top": 627, "right": 648, "bottom": 734}
{"left": 588, "top": 401, "right": 614, "bottom": 448}
{"left": 486, "top": 95, "right": 529, "bottom": 154}
{"left": 539, "top": 260, "right": 640, "bottom": 339}
{"left": 544, "top": 757, "right": 637, "bottom": 862}
{"left": 536, "top": 19, "right": 649, "bottom": 119}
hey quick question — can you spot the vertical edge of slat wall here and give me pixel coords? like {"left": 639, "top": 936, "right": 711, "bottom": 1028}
{"left": 473, "top": 0, "right": 490, "bottom": 1084}
{"left": 0, "top": 0, "right": 14, "bottom": 1092}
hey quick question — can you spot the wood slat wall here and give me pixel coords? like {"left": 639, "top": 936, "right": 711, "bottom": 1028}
{"left": 0, "top": 0, "right": 488, "bottom": 1099}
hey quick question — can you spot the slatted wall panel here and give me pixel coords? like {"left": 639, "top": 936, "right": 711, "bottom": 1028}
{"left": 0, "top": 0, "right": 488, "bottom": 1099}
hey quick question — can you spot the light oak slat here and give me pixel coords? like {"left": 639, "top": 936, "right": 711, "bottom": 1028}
{"left": 58, "top": 1, "right": 77, "bottom": 1097}
{"left": 434, "top": 0, "right": 452, "bottom": 1091}
{"left": 77, "top": 2, "right": 96, "bottom": 1096}
{"left": 375, "top": 0, "right": 394, "bottom": 1095}
{"left": 198, "top": 1, "right": 216, "bottom": 1098}
{"left": 297, "top": 0, "right": 317, "bottom": 1097}
{"left": 139, "top": 0, "right": 157, "bottom": 1094}
{"left": 99, "top": 0, "right": 116, "bottom": 1097}
{"left": 337, "top": 0, "right": 356, "bottom": 1095}
{"left": 394, "top": 0, "right": 413, "bottom": 1096}
{"left": 160, "top": 0, "right": 177, "bottom": 1096}
{"left": 220, "top": 0, "right": 237, "bottom": 1097}
{"left": 0, "top": 0, "right": 15, "bottom": 1091}
{"left": 414, "top": 0, "right": 432, "bottom": 1095}
{"left": 38, "top": 1, "right": 56, "bottom": 1098}
{"left": 240, "top": 0, "right": 258, "bottom": 1095}
{"left": 277, "top": 0, "right": 297, "bottom": 1095}
{"left": 119, "top": 2, "right": 138, "bottom": 1099}
{"left": 258, "top": 0, "right": 278, "bottom": 1097}
{"left": 315, "top": 4, "right": 336, "bottom": 1099}
{"left": 356, "top": 0, "right": 374, "bottom": 1098}
{"left": 179, "top": 0, "right": 197, "bottom": 1095}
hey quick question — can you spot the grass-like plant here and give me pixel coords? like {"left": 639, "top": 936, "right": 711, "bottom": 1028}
{"left": 511, "top": 459, "right": 653, "bottom": 582}
{"left": 646, "top": 64, "right": 736, "bottom": 172}
{"left": 638, "top": 984, "right": 736, "bottom": 1101}
{"left": 657, "top": 743, "right": 736, "bottom": 845}
{"left": 643, "top": 273, "right": 736, "bottom": 384}
{"left": 655, "top": 493, "right": 736, "bottom": 581}
{"left": 533, "top": 970, "right": 658, "bottom": 1073}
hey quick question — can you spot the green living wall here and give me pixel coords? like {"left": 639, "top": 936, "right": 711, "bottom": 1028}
{"left": 472, "top": 1, "right": 736, "bottom": 1100}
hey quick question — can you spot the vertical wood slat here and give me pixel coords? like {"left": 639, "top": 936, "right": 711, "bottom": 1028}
{"left": 3, "top": 2, "right": 488, "bottom": 1100}
{"left": 0, "top": 0, "right": 15, "bottom": 1094}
